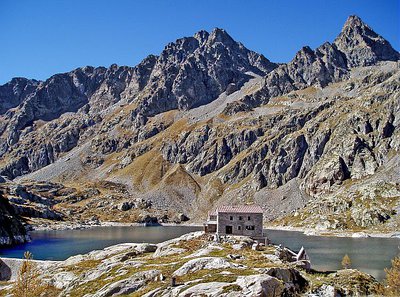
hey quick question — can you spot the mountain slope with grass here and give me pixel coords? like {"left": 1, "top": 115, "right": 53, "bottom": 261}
{"left": 0, "top": 15, "right": 399, "bottom": 234}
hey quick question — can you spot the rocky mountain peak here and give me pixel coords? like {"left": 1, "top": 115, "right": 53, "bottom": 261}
{"left": 193, "top": 30, "right": 210, "bottom": 44}
{"left": 334, "top": 15, "right": 400, "bottom": 67}
{"left": 133, "top": 28, "right": 277, "bottom": 116}
{"left": 293, "top": 46, "right": 316, "bottom": 62}
{"left": 0, "top": 77, "right": 40, "bottom": 115}
{"left": 343, "top": 15, "right": 364, "bottom": 28}
{"left": 208, "top": 27, "right": 235, "bottom": 45}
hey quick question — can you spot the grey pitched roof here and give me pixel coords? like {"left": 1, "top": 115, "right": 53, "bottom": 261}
{"left": 209, "top": 205, "right": 263, "bottom": 215}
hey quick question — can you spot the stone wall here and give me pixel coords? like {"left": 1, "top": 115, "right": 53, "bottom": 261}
{"left": 217, "top": 212, "right": 263, "bottom": 237}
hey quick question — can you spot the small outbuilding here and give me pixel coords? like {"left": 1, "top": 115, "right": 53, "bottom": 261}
{"left": 204, "top": 205, "right": 264, "bottom": 239}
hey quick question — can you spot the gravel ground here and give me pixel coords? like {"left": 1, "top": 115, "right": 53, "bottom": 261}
{"left": 16, "top": 142, "right": 91, "bottom": 183}
{"left": 177, "top": 73, "right": 264, "bottom": 123}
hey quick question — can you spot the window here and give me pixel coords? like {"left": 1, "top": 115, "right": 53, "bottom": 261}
{"left": 245, "top": 225, "right": 255, "bottom": 230}
{"left": 247, "top": 216, "right": 251, "bottom": 221}
{"left": 238, "top": 226, "right": 241, "bottom": 230}
{"left": 239, "top": 216, "right": 243, "bottom": 220}
{"left": 230, "top": 216, "right": 233, "bottom": 220}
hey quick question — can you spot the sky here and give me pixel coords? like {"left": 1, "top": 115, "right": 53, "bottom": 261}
{"left": 0, "top": 0, "right": 399, "bottom": 84}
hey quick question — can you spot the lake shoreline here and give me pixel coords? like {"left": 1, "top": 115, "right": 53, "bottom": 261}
{"left": 31, "top": 220, "right": 204, "bottom": 231}
{"left": 266, "top": 225, "right": 400, "bottom": 239}
{"left": 2, "top": 227, "right": 398, "bottom": 282}
{"left": 31, "top": 220, "right": 399, "bottom": 239}
{"left": 1, "top": 230, "right": 386, "bottom": 296}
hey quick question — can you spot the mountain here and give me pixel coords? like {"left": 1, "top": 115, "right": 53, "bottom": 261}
{"left": 0, "top": 15, "right": 399, "bottom": 235}
{"left": 224, "top": 15, "right": 400, "bottom": 114}
{"left": 334, "top": 15, "right": 400, "bottom": 67}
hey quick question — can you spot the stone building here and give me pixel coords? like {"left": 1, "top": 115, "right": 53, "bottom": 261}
{"left": 205, "top": 205, "right": 264, "bottom": 238}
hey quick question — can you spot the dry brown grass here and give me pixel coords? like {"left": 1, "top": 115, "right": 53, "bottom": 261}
{"left": 126, "top": 149, "right": 170, "bottom": 190}
{"left": 341, "top": 254, "right": 352, "bottom": 269}
{"left": 12, "top": 251, "right": 60, "bottom": 297}
{"left": 161, "top": 164, "right": 201, "bottom": 194}
{"left": 296, "top": 86, "right": 318, "bottom": 96}
{"left": 384, "top": 254, "right": 400, "bottom": 296}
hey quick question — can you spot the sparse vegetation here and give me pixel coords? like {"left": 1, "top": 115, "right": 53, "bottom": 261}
{"left": 12, "top": 251, "right": 59, "bottom": 297}
{"left": 27, "top": 233, "right": 383, "bottom": 296}
{"left": 383, "top": 252, "right": 400, "bottom": 296}
{"left": 341, "top": 254, "right": 352, "bottom": 269}
{"left": 222, "top": 283, "right": 242, "bottom": 293}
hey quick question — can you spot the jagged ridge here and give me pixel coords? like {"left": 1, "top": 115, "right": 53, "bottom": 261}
{"left": 0, "top": 15, "right": 399, "bottom": 232}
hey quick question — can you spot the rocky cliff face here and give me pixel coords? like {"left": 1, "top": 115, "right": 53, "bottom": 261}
{"left": 334, "top": 15, "right": 400, "bottom": 67}
{"left": 0, "top": 15, "right": 399, "bottom": 232}
{"left": 0, "top": 28, "right": 275, "bottom": 180}
{"left": 133, "top": 28, "right": 276, "bottom": 117}
{"left": 0, "top": 192, "right": 29, "bottom": 246}
{"left": 224, "top": 15, "right": 399, "bottom": 114}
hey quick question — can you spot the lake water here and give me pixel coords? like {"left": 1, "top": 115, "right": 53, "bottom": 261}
{"left": 265, "top": 229, "right": 400, "bottom": 281}
{"left": 0, "top": 226, "right": 202, "bottom": 260}
{"left": 0, "top": 226, "right": 399, "bottom": 280}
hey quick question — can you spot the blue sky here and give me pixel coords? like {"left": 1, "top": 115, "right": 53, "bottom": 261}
{"left": 0, "top": 0, "right": 399, "bottom": 84}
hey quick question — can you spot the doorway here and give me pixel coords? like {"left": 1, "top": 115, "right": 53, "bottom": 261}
{"left": 225, "top": 225, "right": 233, "bottom": 234}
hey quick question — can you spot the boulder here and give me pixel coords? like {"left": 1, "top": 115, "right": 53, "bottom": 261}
{"left": 64, "top": 254, "right": 86, "bottom": 266}
{"left": 263, "top": 254, "right": 281, "bottom": 263}
{"left": 117, "top": 201, "right": 135, "bottom": 211}
{"left": 184, "top": 244, "right": 223, "bottom": 258}
{"left": 173, "top": 257, "right": 243, "bottom": 276}
{"left": 79, "top": 262, "right": 121, "bottom": 284}
{"left": 312, "top": 284, "right": 340, "bottom": 297}
{"left": 142, "top": 288, "right": 163, "bottom": 297}
{"left": 232, "top": 242, "right": 247, "bottom": 250}
{"left": 179, "top": 213, "right": 190, "bottom": 222}
{"left": 49, "top": 271, "right": 78, "bottom": 289}
{"left": 351, "top": 232, "right": 370, "bottom": 238}
{"left": 177, "top": 282, "right": 231, "bottom": 296}
{"left": 138, "top": 214, "right": 159, "bottom": 225}
{"left": 236, "top": 274, "right": 284, "bottom": 297}
{"left": 135, "top": 243, "right": 158, "bottom": 253}
{"left": 263, "top": 267, "right": 308, "bottom": 293}
{"left": 153, "top": 246, "right": 187, "bottom": 258}
{"left": 225, "top": 82, "right": 238, "bottom": 95}
{"left": 227, "top": 254, "right": 244, "bottom": 260}
{"left": 153, "top": 231, "right": 204, "bottom": 258}
{"left": 93, "top": 270, "right": 160, "bottom": 297}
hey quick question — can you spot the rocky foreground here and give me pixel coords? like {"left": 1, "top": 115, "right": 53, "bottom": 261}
{"left": 0, "top": 232, "right": 382, "bottom": 296}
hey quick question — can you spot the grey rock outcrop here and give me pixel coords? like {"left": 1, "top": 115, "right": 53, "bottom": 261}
{"left": 224, "top": 15, "right": 399, "bottom": 114}
{"left": 0, "top": 78, "right": 39, "bottom": 115}
{"left": 93, "top": 270, "right": 161, "bottom": 297}
{"left": 177, "top": 282, "right": 231, "bottom": 296}
{"left": 0, "top": 28, "right": 276, "bottom": 180}
{"left": 0, "top": 56, "right": 159, "bottom": 178}
{"left": 236, "top": 274, "right": 284, "bottom": 297}
{"left": 333, "top": 15, "right": 400, "bottom": 67}
{"left": 135, "top": 28, "right": 276, "bottom": 115}
{"left": 0, "top": 192, "right": 30, "bottom": 246}
{"left": 173, "top": 257, "right": 243, "bottom": 276}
